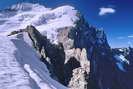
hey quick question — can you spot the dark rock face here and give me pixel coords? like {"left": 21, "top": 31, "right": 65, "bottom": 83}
{"left": 25, "top": 25, "right": 66, "bottom": 84}
{"left": 57, "top": 15, "right": 114, "bottom": 89}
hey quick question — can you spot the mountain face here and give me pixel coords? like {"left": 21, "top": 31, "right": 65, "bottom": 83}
{"left": 0, "top": 3, "right": 133, "bottom": 89}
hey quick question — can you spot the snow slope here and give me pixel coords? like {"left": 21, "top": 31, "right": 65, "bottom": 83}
{"left": 0, "top": 36, "right": 68, "bottom": 89}
{"left": 0, "top": 3, "right": 78, "bottom": 43}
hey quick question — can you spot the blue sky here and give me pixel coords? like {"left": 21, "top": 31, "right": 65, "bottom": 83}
{"left": 0, "top": 0, "right": 133, "bottom": 48}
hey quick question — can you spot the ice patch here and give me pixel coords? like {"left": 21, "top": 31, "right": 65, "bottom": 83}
{"left": 114, "top": 55, "right": 129, "bottom": 72}
{"left": 114, "top": 55, "right": 129, "bottom": 64}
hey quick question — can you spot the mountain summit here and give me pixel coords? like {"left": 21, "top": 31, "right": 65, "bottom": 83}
{"left": 0, "top": 3, "right": 133, "bottom": 89}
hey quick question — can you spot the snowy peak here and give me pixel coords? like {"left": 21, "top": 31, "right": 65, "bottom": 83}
{"left": 0, "top": 36, "right": 68, "bottom": 89}
{"left": 10, "top": 3, "right": 50, "bottom": 11}
{"left": 0, "top": 3, "right": 79, "bottom": 43}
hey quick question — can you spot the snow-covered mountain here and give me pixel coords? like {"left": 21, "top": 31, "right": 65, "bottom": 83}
{"left": 0, "top": 3, "right": 78, "bottom": 44}
{"left": 0, "top": 2, "right": 133, "bottom": 89}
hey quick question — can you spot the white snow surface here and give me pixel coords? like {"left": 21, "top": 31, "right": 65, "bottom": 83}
{"left": 0, "top": 3, "right": 74, "bottom": 89}
{"left": 0, "top": 36, "right": 68, "bottom": 89}
{"left": 0, "top": 3, "right": 78, "bottom": 43}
